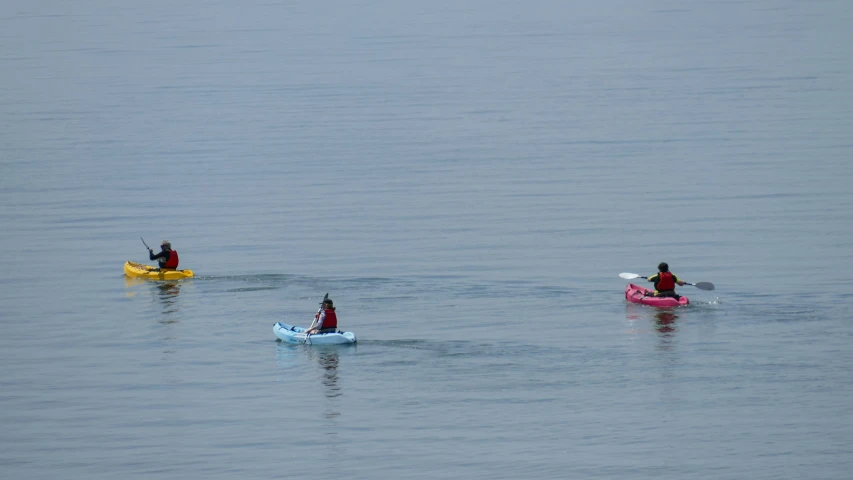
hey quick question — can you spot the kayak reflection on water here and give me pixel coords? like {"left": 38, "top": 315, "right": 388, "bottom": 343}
{"left": 124, "top": 275, "right": 183, "bottom": 319}
{"left": 310, "top": 349, "right": 341, "bottom": 399}
{"left": 306, "top": 347, "right": 343, "bottom": 420}
{"left": 155, "top": 282, "right": 182, "bottom": 319}
{"left": 654, "top": 311, "right": 679, "bottom": 335}
{"left": 157, "top": 282, "right": 181, "bottom": 296}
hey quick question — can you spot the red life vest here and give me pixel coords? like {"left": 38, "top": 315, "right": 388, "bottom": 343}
{"left": 656, "top": 272, "right": 675, "bottom": 291}
{"left": 321, "top": 309, "right": 337, "bottom": 329}
{"left": 163, "top": 250, "right": 179, "bottom": 269}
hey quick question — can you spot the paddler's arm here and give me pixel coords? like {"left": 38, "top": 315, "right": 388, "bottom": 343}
{"left": 306, "top": 311, "right": 325, "bottom": 334}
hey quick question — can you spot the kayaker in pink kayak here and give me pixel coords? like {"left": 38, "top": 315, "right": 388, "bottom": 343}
{"left": 148, "top": 240, "right": 180, "bottom": 271}
{"left": 647, "top": 262, "right": 686, "bottom": 298}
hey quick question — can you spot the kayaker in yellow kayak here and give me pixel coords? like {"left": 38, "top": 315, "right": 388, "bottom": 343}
{"left": 305, "top": 297, "right": 338, "bottom": 334}
{"left": 647, "top": 262, "right": 686, "bottom": 298}
{"left": 148, "top": 240, "right": 180, "bottom": 271}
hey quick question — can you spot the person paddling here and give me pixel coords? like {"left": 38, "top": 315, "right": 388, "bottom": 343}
{"left": 148, "top": 240, "right": 180, "bottom": 271}
{"left": 647, "top": 262, "right": 686, "bottom": 298}
{"left": 305, "top": 298, "right": 338, "bottom": 334}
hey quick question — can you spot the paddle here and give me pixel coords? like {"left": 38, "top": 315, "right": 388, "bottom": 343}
{"left": 141, "top": 237, "right": 152, "bottom": 252}
{"left": 687, "top": 281, "right": 715, "bottom": 291}
{"left": 317, "top": 293, "right": 329, "bottom": 315}
{"left": 619, "top": 272, "right": 715, "bottom": 291}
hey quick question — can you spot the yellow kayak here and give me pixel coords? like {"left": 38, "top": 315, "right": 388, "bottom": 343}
{"left": 124, "top": 261, "right": 194, "bottom": 280}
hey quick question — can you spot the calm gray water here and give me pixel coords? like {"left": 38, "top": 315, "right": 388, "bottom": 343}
{"left": 2, "top": 0, "right": 852, "bottom": 478}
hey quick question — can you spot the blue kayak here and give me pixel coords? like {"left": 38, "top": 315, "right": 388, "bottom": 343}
{"left": 273, "top": 322, "right": 357, "bottom": 345}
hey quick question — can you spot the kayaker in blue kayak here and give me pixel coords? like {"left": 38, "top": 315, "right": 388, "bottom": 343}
{"left": 305, "top": 298, "right": 338, "bottom": 334}
{"left": 647, "top": 262, "right": 686, "bottom": 298}
{"left": 148, "top": 240, "right": 180, "bottom": 271}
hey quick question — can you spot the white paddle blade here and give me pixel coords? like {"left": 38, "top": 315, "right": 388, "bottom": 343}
{"left": 619, "top": 273, "right": 641, "bottom": 279}
{"left": 693, "top": 281, "right": 715, "bottom": 291}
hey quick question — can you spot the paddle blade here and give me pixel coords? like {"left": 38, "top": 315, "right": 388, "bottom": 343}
{"left": 619, "top": 272, "right": 642, "bottom": 279}
{"left": 692, "top": 281, "right": 715, "bottom": 291}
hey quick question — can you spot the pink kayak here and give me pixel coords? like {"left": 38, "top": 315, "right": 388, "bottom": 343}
{"left": 625, "top": 283, "right": 689, "bottom": 307}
